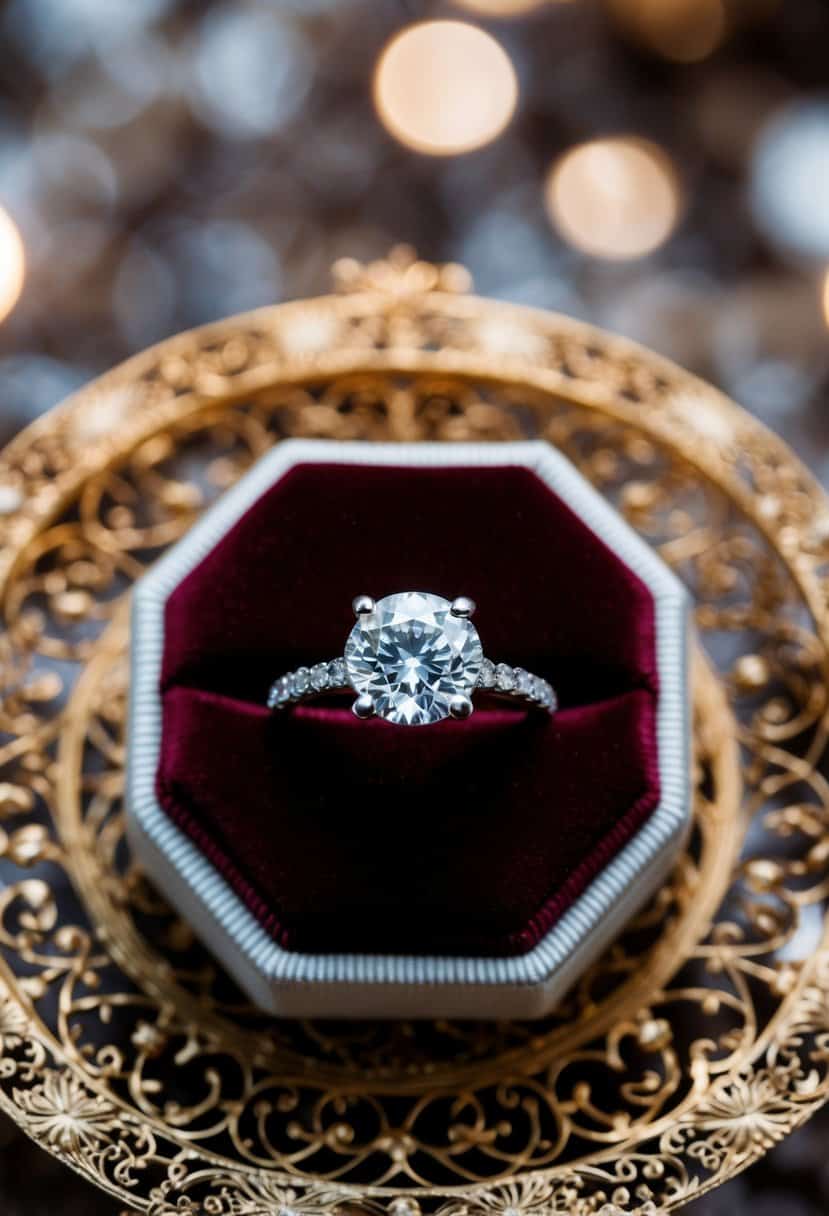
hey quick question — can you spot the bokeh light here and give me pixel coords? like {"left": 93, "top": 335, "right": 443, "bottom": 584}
{"left": 452, "top": 0, "right": 550, "bottom": 16}
{"left": 49, "top": 31, "right": 173, "bottom": 132}
{"left": 545, "top": 137, "right": 680, "bottom": 260}
{"left": 192, "top": 6, "right": 313, "bottom": 139}
{"left": 751, "top": 101, "right": 829, "bottom": 260}
{"left": 373, "top": 21, "right": 518, "bottom": 157}
{"left": 609, "top": 0, "right": 726, "bottom": 63}
{"left": 5, "top": 0, "right": 172, "bottom": 75}
{"left": 0, "top": 0, "right": 824, "bottom": 485}
{"left": 0, "top": 207, "right": 25, "bottom": 323}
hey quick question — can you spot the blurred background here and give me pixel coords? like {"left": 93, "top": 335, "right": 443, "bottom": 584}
{"left": 1, "top": 0, "right": 829, "bottom": 467}
{"left": 1, "top": 0, "right": 829, "bottom": 1211}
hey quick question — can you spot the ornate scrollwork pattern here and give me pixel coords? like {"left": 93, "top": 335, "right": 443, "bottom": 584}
{"left": 0, "top": 249, "right": 828, "bottom": 1212}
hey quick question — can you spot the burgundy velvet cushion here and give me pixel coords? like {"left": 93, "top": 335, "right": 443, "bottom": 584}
{"left": 157, "top": 462, "right": 661, "bottom": 957}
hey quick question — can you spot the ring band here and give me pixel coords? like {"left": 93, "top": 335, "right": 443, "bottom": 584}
{"left": 267, "top": 591, "right": 557, "bottom": 727}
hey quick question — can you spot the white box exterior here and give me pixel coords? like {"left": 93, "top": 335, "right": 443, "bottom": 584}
{"left": 126, "top": 440, "right": 691, "bottom": 1019}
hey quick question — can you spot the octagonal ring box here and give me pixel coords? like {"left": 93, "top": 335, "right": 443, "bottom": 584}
{"left": 126, "top": 439, "right": 691, "bottom": 1020}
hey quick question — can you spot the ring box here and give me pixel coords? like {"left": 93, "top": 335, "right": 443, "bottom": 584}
{"left": 126, "top": 439, "right": 691, "bottom": 1019}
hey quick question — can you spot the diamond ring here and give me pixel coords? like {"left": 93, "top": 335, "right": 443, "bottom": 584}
{"left": 267, "top": 591, "right": 557, "bottom": 727}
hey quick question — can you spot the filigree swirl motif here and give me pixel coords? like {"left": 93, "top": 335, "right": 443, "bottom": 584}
{"left": 0, "top": 249, "right": 828, "bottom": 1213}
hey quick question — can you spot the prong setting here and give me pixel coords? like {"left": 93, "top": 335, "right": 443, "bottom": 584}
{"left": 352, "top": 693, "right": 376, "bottom": 719}
{"left": 449, "top": 693, "right": 474, "bottom": 720}
{"left": 450, "top": 596, "right": 476, "bottom": 618}
{"left": 269, "top": 594, "right": 556, "bottom": 724}
{"left": 352, "top": 595, "right": 375, "bottom": 617}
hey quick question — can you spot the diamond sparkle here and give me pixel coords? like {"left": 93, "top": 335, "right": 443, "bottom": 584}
{"left": 344, "top": 592, "right": 483, "bottom": 726}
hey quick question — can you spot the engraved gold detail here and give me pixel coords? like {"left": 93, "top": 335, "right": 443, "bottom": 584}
{"left": 0, "top": 249, "right": 824, "bottom": 1213}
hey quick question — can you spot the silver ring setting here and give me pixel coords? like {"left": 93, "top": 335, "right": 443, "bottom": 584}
{"left": 267, "top": 591, "right": 557, "bottom": 727}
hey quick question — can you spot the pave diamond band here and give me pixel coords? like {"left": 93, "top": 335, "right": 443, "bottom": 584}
{"left": 267, "top": 657, "right": 557, "bottom": 715}
{"left": 268, "top": 658, "right": 348, "bottom": 707}
{"left": 267, "top": 591, "right": 557, "bottom": 727}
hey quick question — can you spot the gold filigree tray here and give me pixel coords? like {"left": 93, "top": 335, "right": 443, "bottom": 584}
{"left": 1, "top": 250, "right": 828, "bottom": 1215}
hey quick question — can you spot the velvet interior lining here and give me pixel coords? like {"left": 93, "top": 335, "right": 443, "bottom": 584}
{"left": 156, "top": 462, "right": 661, "bottom": 957}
